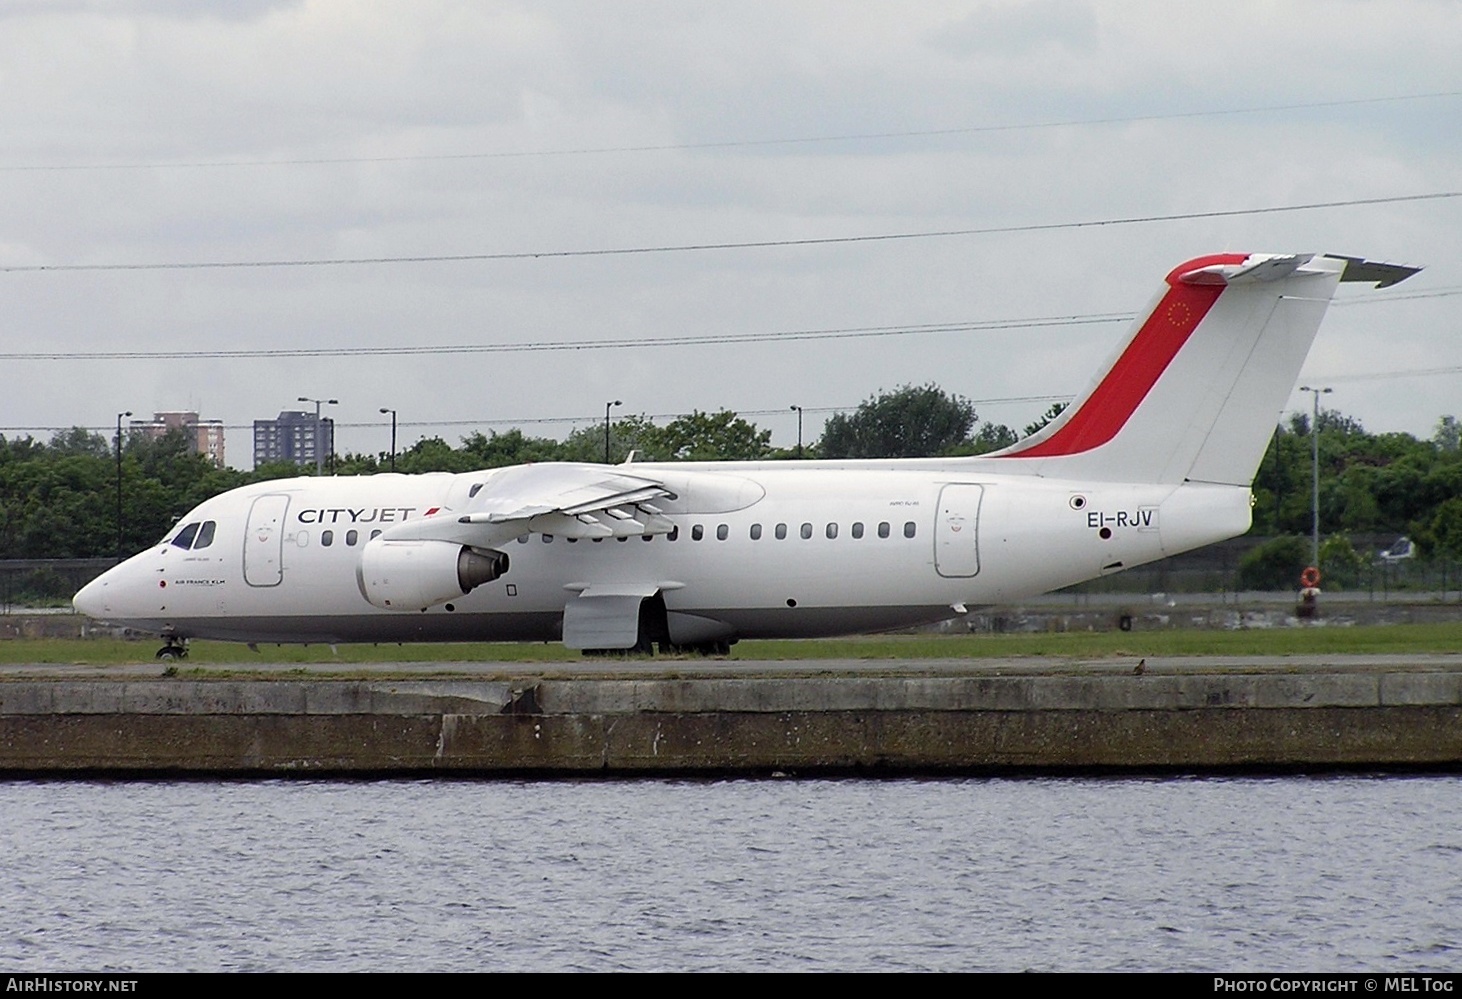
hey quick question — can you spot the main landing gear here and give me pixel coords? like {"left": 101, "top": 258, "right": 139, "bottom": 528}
{"left": 581, "top": 639, "right": 733, "bottom": 658}
{"left": 575, "top": 595, "right": 738, "bottom": 658}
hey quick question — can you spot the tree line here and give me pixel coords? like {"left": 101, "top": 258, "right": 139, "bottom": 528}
{"left": 1237, "top": 409, "right": 1462, "bottom": 588}
{"left": 4, "top": 385, "right": 1460, "bottom": 585}
{"left": 0, "top": 385, "right": 1035, "bottom": 561}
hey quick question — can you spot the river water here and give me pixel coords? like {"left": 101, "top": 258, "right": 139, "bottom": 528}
{"left": 1, "top": 775, "right": 1459, "bottom": 972}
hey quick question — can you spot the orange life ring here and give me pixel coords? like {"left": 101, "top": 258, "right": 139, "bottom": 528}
{"left": 1300, "top": 566, "right": 1321, "bottom": 588}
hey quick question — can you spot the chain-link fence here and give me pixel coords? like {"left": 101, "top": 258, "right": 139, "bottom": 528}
{"left": 0, "top": 559, "right": 115, "bottom": 609}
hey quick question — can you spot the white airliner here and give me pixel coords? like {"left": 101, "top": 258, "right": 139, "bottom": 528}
{"left": 75, "top": 252, "right": 1417, "bottom": 658}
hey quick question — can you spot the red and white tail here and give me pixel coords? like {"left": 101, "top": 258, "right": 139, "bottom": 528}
{"left": 986, "top": 253, "right": 1418, "bottom": 486}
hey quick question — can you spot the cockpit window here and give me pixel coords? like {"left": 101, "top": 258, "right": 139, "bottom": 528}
{"left": 169, "top": 520, "right": 217, "bottom": 550}
{"left": 171, "top": 523, "right": 200, "bottom": 549}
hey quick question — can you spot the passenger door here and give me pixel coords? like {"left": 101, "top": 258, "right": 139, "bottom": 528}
{"left": 244, "top": 494, "right": 290, "bottom": 587}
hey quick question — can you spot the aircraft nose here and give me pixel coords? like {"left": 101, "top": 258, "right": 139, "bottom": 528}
{"left": 73, "top": 573, "right": 109, "bottom": 619}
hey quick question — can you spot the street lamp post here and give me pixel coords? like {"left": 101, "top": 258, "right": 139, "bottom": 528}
{"left": 790, "top": 404, "right": 803, "bottom": 458}
{"left": 1299, "top": 385, "right": 1332, "bottom": 569}
{"left": 116, "top": 411, "right": 131, "bottom": 561}
{"left": 379, "top": 408, "right": 397, "bottom": 472}
{"left": 298, "top": 397, "right": 338, "bottom": 475}
{"left": 605, "top": 399, "right": 622, "bottom": 463}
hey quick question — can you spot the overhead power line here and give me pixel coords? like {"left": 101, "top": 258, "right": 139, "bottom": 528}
{"left": 1333, "top": 286, "right": 1462, "bottom": 306}
{"left": 3, "top": 90, "right": 1457, "bottom": 172}
{"left": 4, "top": 192, "right": 1457, "bottom": 274}
{"left": 0, "top": 313, "right": 1135, "bottom": 361}
{"left": 1, "top": 283, "right": 1455, "bottom": 363}
{"left": 1318, "top": 365, "right": 1462, "bottom": 384}
{"left": 2, "top": 395, "right": 1078, "bottom": 438}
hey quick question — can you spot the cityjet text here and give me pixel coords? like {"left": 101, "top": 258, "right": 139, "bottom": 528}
{"left": 297, "top": 507, "right": 418, "bottom": 525}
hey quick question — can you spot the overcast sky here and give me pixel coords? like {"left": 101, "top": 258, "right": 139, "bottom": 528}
{"left": 1, "top": 0, "right": 1459, "bottom": 468}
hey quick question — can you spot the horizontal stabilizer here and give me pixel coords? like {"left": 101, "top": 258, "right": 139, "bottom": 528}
{"left": 1334, "top": 255, "right": 1423, "bottom": 288}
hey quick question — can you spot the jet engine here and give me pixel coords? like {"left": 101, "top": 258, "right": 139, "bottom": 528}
{"left": 357, "top": 539, "right": 509, "bottom": 611}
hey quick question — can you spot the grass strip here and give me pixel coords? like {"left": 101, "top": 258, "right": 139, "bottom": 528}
{"left": 5, "top": 622, "right": 1462, "bottom": 665}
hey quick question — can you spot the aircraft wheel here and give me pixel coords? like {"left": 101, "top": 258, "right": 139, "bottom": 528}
{"left": 156, "top": 644, "right": 188, "bottom": 661}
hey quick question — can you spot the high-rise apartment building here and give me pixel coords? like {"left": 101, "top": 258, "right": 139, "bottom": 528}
{"left": 253, "top": 410, "right": 334, "bottom": 468}
{"left": 129, "top": 411, "right": 227, "bottom": 468}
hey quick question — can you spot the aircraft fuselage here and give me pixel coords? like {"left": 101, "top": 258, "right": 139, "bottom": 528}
{"left": 75, "top": 462, "right": 1249, "bottom": 646}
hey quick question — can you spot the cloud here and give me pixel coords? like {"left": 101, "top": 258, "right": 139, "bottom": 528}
{"left": 0, "top": 1, "right": 1458, "bottom": 464}
{"left": 935, "top": 0, "right": 1099, "bottom": 58}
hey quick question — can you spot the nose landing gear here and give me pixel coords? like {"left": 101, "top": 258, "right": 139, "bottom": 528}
{"left": 156, "top": 639, "right": 188, "bottom": 661}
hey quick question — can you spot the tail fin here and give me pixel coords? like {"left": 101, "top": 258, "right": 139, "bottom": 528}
{"left": 987, "top": 252, "right": 1419, "bottom": 485}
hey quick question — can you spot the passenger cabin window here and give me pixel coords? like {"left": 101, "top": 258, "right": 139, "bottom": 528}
{"left": 370, "top": 530, "right": 382, "bottom": 540}
{"left": 321, "top": 530, "right": 334, "bottom": 546}
{"left": 346, "top": 530, "right": 358, "bottom": 546}
{"left": 668, "top": 526, "right": 680, "bottom": 541}
{"left": 750, "top": 524, "right": 762, "bottom": 540}
{"left": 852, "top": 522, "right": 864, "bottom": 539}
{"left": 716, "top": 524, "right": 728, "bottom": 541}
{"left": 775, "top": 523, "right": 787, "bottom": 540}
{"left": 878, "top": 522, "right": 891, "bottom": 539}
{"left": 800, "top": 523, "right": 813, "bottom": 540}
{"left": 692, "top": 525, "right": 704, "bottom": 541}
{"left": 904, "top": 521, "right": 917, "bottom": 538}
{"left": 825, "top": 523, "right": 838, "bottom": 539}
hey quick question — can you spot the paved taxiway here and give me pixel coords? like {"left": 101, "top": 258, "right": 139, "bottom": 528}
{"left": 4, "top": 653, "right": 1462, "bottom": 679}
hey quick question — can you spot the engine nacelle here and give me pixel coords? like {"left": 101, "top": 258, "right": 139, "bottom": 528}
{"left": 357, "top": 539, "right": 509, "bottom": 611}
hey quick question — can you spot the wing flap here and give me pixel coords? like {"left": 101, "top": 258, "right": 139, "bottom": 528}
{"left": 378, "top": 463, "right": 676, "bottom": 546}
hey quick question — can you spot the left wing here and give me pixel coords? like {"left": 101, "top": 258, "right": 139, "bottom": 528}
{"left": 358, "top": 463, "right": 678, "bottom": 611}
{"left": 383, "top": 462, "right": 677, "bottom": 548}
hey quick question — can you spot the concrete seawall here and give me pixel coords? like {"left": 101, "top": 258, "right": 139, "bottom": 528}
{"left": 2, "top": 657, "right": 1460, "bottom": 775}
